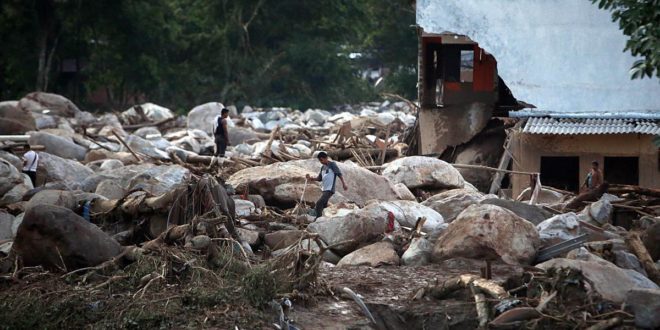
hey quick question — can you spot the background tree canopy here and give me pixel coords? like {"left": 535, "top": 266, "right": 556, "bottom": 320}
{"left": 0, "top": 0, "right": 417, "bottom": 111}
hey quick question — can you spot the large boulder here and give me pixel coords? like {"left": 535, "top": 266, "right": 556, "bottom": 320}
{"left": 289, "top": 159, "right": 400, "bottom": 207}
{"left": 517, "top": 187, "right": 565, "bottom": 204}
{"left": 367, "top": 200, "right": 445, "bottom": 232}
{"left": 119, "top": 103, "right": 174, "bottom": 124}
{"left": 26, "top": 190, "right": 77, "bottom": 211}
{"left": 228, "top": 127, "right": 259, "bottom": 146}
{"left": 38, "top": 152, "right": 94, "bottom": 184}
{"left": 0, "top": 150, "right": 23, "bottom": 170}
{"left": 121, "top": 135, "right": 170, "bottom": 160}
{"left": 95, "top": 180, "right": 126, "bottom": 200}
{"left": 337, "top": 241, "right": 399, "bottom": 267}
{"left": 422, "top": 189, "right": 484, "bottom": 223}
{"left": 187, "top": 102, "right": 225, "bottom": 135}
{"left": 0, "top": 101, "right": 36, "bottom": 134}
{"left": 581, "top": 199, "right": 613, "bottom": 226}
{"left": 0, "top": 159, "right": 23, "bottom": 197}
{"left": 432, "top": 204, "right": 541, "bottom": 265}
{"left": 480, "top": 198, "right": 553, "bottom": 225}
{"left": 307, "top": 205, "right": 398, "bottom": 255}
{"left": 28, "top": 132, "right": 87, "bottom": 161}
{"left": 625, "top": 288, "right": 660, "bottom": 329}
{"left": 0, "top": 179, "right": 32, "bottom": 207}
{"left": 401, "top": 237, "right": 433, "bottom": 266}
{"left": 125, "top": 165, "right": 190, "bottom": 196}
{"left": 18, "top": 92, "right": 81, "bottom": 117}
{"left": 13, "top": 204, "right": 122, "bottom": 270}
{"left": 641, "top": 222, "right": 660, "bottom": 261}
{"left": 264, "top": 230, "right": 304, "bottom": 250}
{"left": 537, "top": 258, "right": 658, "bottom": 303}
{"left": 0, "top": 211, "right": 14, "bottom": 240}
{"left": 382, "top": 156, "right": 465, "bottom": 190}
{"left": 536, "top": 212, "right": 581, "bottom": 247}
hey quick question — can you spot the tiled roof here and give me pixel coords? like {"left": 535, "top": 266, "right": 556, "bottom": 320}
{"left": 522, "top": 117, "right": 660, "bottom": 135}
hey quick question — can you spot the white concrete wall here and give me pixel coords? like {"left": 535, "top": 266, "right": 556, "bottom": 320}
{"left": 417, "top": 0, "right": 660, "bottom": 112}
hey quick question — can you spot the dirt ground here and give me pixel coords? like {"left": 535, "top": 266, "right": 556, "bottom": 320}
{"left": 291, "top": 258, "right": 523, "bottom": 330}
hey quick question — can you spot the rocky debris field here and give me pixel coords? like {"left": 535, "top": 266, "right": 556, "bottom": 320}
{"left": 1, "top": 92, "right": 659, "bottom": 329}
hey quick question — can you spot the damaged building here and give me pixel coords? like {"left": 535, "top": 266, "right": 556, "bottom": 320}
{"left": 413, "top": 0, "right": 660, "bottom": 194}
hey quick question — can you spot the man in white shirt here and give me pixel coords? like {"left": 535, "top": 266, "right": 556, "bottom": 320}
{"left": 22, "top": 146, "right": 39, "bottom": 186}
{"left": 306, "top": 151, "right": 348, "bottom": 218}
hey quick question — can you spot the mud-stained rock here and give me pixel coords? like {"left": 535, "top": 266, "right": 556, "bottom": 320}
{"left": 14, "top": 204, "right": 122, "bottom": 270}
{"left": 0, "top": 101, "right": 36, "bottom": 134}
{"left": 337, "top": 241, "right": 399, "bottom": 267}
{"left": 625, "top": 288, "right": 660, "bottom": 329}
{"left": 28, "top": 132, "right": 87, "bottom": 161}
{"left": 38, "top": 152, "right": 94, "bottom": 184}
{"left": 368, "top": 200, "right": 445, "bottom": 232}
{"left": 120, "top": 103, "right": 174, "bottom": 124}
{"left": 122, "top": 135, "right": 170, "bottom": 160}
{"left": 537, "top": 258, "right": 658, "bottom": 303}
{"left": 641, "top": 221, "right": 660, "bottom": 261}
{"left": 382, "top": 156, "right": 465, "bottom": 190}
{"left": 0, "top": 150, "right": 23, "bottom": 171}
{"left": 432, "top": 204, "right": 540, "bottom": 265}
{"left": 264, "top": 230, "right": 304, "bottom": 250}
{"left": 393, "top": 183, "right": 416, "bottom": 201}
{"left": 18, "top": 92, "right": 81, "bottom": 117}
{"left": 0, "top": 211, "right": 14, "bottom": 240}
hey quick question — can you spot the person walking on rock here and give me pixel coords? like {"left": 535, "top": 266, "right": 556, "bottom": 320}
{"left": 306, "top": 151, "right": 347, "bottom": 218}
{"left": 213, "top": 108, "right": 230, "bottom": 157}
{"left": 22, "top": 145, "right": 39, "bottom": 186}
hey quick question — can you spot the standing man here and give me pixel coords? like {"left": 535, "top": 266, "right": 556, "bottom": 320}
{"left": 22, "top": 145, "right": 39, "bottom": 187}
{"left": 213, "top": 108, "right": 230, "bottom": 157}
{"left": 306, "top": 151, "right": 348, "bottom": 218}
{"left": 582, "top": 161, "right": 603, "bottom": 191}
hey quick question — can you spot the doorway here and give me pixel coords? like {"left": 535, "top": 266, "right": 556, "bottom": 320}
{"left": 604, "top": 157, "right": 639, "bottom": 185}
{"left": 540, "top": 156, "right": 580, "bottom": 192}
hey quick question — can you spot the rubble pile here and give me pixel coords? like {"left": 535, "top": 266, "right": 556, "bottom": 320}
{"left": 0, "top": 92, "right": 658, "bottom": 329}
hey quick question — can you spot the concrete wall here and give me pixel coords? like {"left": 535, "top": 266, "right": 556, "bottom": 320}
{"left": 417, "top": 0, "right": 660, "bottom": 112}
{"left": 511, "top": 133, "right": 659, "bottom": 197}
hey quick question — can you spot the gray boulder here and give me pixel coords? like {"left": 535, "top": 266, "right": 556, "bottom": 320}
{"left": 38, "top": 152, "right": 94, "bottom": 184}
{"left": 422, "top": 189, "right": 484, "bottom": 223}
{"left": 537, "top": 258, "right": 658, "bottom": 303}
{"left": 0, "top": 211, "right": 14, "bottom": 240}
{"left": 0, "top": 150, "right": 23, "bottom": 170}
{"left": 625, "top": 288, "right": 660, "bottom": 329}
{"left": 402, "top": 237, "right": 433, "bottom": 266}
{"left": 481, "top": 198, "right": 553, "bottom": 225}
{"left": 536, "top": 212, "right": 581, "bottom": 247}
{"left": 121, "top": 135, "right": 170, "bottom": 160}
{"left": 95, "top": 180, "right": 126, "bottom": 200}
{"left": 99, "top": 159, "right": 124, "bottom": 171}
{"left": 382, "top": 156, "right": 465, "bottom": 190}
{"left": 26, "top": 190, "right": 77, "bottom": 211}
{"left": 187, "top": 102, "right": 225, "bottom": 135}
{"left": 14, "top": 204, "right": 122, "bottom": 270}
{"left": 367, "top": 200, "right": 445, "bottom": 233}
{"left": 0, "top": 101, "right": 36, "bottom": 134}
{"left": 18, "top": 92, "right": 81, "bottom": 117}
{"left": 0, "top": 159, "right": 23, "bottom": 197}
{"left": 581, "top": 199, "right": 613, "bottom": 226}
{"left": 28, "top": 132, "right": 87, "bottom": 160}
{"left": 308, "top": 205, "right": 398, "bottom": 255}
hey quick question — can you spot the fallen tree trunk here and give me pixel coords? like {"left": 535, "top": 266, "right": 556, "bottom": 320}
{"left": 564, "top": 183, "right": 609, "bottom": 211}
{"left": 625, "top": 232, "right": 660, "bottom": 284}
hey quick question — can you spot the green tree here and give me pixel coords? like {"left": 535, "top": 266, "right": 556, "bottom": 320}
{"left": 592, "top": 0, "right": 660, "bottom": 79}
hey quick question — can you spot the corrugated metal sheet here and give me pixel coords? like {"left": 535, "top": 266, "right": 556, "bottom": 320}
{"left": 509, "top": 110, "right": 660, "bottom": 120}
{"left": 523, "top": 117, "right": 660, "bottom": 135}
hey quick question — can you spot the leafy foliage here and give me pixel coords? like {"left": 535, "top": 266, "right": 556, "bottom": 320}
{"left": 0, "top": 0, "right": 417, "bottom": 110}
{"left": 592, "top": 0, "right": 660, "bottom": 79}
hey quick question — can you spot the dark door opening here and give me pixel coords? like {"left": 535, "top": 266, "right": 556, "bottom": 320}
{"left": 604, "top": 157, "right": 639, "bottom": 185}
{"left": 540, "top": 156, "right": 580, "bottom": 192}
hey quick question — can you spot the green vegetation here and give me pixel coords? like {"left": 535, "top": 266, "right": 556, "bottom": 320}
{"left": 0, "top": 0, "right": 417, "bottom": 110}
{"left": 592, "top": 0, "right": 660, "bottom": 79}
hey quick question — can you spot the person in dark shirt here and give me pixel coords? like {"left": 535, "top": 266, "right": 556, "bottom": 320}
{"left": 306, "top": 151, "right": 348, "bottom": 218}
{"left": 213, "top": 108, "right": 230, "bottom": 157}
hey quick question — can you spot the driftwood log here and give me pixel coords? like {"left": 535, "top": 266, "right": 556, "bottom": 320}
{"left": 608, "top": 184, "right": 660, "bottom": 198}
{"left": 564, "top": 182, "right": 609, "bottom": 211}
{"left": 625, "top": 232, "right": 660, "bottom": 284}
